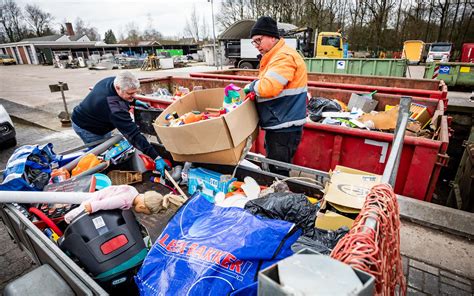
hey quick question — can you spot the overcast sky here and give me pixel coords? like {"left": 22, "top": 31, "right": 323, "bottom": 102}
{"left": 16, "top": 0, "right": 221, "bottom": 39}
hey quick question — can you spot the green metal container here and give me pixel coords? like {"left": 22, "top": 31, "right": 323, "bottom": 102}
{"left": 424, "top": 62, "right": 474, "bottom": 89}
{"left": 304, "top": 58, "right": 407, "bottom": 77}
{"left": 156, "top": 49, "right": 183, "bottom": 57}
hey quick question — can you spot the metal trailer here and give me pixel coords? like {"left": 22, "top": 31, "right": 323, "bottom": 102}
{"left": 304, "top": 58, "right": 408, "bottom": 77}
{"left": 1, "top": 98, "right": 414, "bottom": 295}
{"left": 424, "top": 62, "right": 474, "bottom": 89}
{"left": 189, "top": 70, "right": 448, "bottom": 106}
{"left": 0, "top": 139, "right": 329, "bottom": 295}
{"left": 136, "top": 76, "right": 449, "bottom": 202}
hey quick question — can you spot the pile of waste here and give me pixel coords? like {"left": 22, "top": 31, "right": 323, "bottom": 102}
{"left": 159, "top": 84, "right": 248, "bottom": 127}
{"left": 308, "top": 91, "right": 435, "bottom": 138}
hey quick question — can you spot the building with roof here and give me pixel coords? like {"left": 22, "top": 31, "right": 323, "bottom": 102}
{"left": 0, "top": 34, "right": 198, "bottom": 65}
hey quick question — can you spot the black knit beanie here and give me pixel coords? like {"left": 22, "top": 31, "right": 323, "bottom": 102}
{"left": 250, "top": 16, "right": 279, "bottom": 38}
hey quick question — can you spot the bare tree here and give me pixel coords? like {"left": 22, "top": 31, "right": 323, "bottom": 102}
{"left": 124, "top": 22, "right": 140, "bottom": 46}
{"left": 74, "top": 17, "right": 100, "bottom": 40}
{"left": 0, "top": 0, "right": 27, "bottom": 42}
{"left": 24, "top": 4, "right": 55, "bottom": 37}
{"left": 143, "top": 14, "right": 163, "bottom": 41}
{"left": 216, "top": 0, "right": 251, "bottom": 30}
{"left": 210, "top": 0, "right": 472, "bottom": 53}
{"left": 365, "top": 0, "right": 396, "bottom": 53}
{"left": 201, "top": 18, "right": 210, "bottom": 41}
{"left": 184, "top": 5, "right": 201, "bottom": 41}
{"left": 434, "top": 0, "right": 450, "bottom": 41}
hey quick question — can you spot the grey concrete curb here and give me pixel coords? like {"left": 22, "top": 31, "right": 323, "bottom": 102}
{"left": 398, "top": 195, "right": 474, "bottom": 239}
{"left": 0, "top": 98, "right": 64, "bottom": 132}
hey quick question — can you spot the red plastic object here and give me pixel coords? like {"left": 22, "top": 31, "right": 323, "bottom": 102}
{"left": 29, "top": 207, "right": 63, "bottom": 236}
{"left": 136, "top": 76, "right": 450, "bottom": 202}
{"left": 245, "top": 92, "right": 256, "bottom": 101}
{"left": 138, "top": 154, "right": 156, "bottom": 171}
{"left": 100, "top": 234, "right": 128, "bottom": 255}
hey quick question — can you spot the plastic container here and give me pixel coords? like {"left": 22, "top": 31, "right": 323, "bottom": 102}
{"left": 93, "top": 173, "right": 112, "bottom": 190}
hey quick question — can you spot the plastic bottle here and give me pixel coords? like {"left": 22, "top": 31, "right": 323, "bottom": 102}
{"left": 150, "top": 176, "right": 161, "bottom": 183}
{"left": 43, "top": 228, "right": 60, "bottom": 243}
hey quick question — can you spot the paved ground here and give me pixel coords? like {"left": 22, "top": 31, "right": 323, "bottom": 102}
{"left": 0, "top": 64, "right": 473, "bottom": 294}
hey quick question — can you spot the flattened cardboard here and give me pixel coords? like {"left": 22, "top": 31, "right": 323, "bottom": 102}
{"left": 315, "top": 209, "right": 355, "bottom": 230}
{"left": 153, "top": 88, "right": 259, "bottom": 163}
{"left": 316, "top": 166, "right": 381, "bottom": 230}
{"left": 325, "top": 170, "right": 381, "bottom": 209}
{"left": 332, "top": 165, "right": 378, "bottom": 176}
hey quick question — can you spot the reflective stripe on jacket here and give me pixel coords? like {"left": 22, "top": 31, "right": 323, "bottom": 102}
{"left": 250, "top": 38, "right": 308, "bottom": 130}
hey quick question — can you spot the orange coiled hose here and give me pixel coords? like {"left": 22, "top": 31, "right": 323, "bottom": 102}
{"left": 330, "top": 184, "right": 406, "bottom": 295}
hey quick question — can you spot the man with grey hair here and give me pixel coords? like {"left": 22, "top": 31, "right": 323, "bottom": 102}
{"left": 72, "top": 71, "right": 169, "bottom": 174}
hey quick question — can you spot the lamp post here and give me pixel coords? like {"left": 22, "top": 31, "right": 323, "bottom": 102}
{"left": 208, "top": 0, "right": 219, "bottom": 69}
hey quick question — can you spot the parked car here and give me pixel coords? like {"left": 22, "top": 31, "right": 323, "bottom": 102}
{"left": 0, "top": 104, "right": 16, "bottom": 148}
{"left": 0, "top": 54, "right": 16, "bottom": 65}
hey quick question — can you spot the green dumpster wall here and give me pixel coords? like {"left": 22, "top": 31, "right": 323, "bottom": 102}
{"left": 304, "top": 58, "right": 407, "bottom": 77}
{"left": 424, "top": 62, "right": 474, "bottom": 89}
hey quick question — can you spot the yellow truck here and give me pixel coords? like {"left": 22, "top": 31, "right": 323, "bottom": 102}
{"left": 316, "top": 32, "right": 344, "bottom": 58}
{"left": 402, "top": 40, "right": 425, "bottom": 64}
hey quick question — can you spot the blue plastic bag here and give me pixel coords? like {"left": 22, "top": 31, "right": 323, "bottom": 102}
{"left": 0, "top": 144, "right": 57, "bottom": 191}
{"left": 135, "top": 193, "right": 301, "bottom": 296}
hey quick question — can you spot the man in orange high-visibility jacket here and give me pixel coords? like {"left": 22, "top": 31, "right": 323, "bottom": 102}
{"left": 245, "top": 16, "right": 308, "bottom": 176}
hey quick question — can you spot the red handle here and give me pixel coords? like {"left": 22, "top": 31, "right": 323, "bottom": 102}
{"left": 28, "top": 207, "right": 63, "bottom": 236}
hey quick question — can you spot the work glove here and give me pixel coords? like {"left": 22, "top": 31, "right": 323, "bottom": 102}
{"left": 243, "top": 83, "right": 253, "bottom": 95}
{"left": 245, "top": 92, "right": 256, "bottom": 101}
{"left": 135, "top": 99, "right": 150, "bottom": 109}
{"left": 155, "top": 156, "right": 170, "bottom": 177}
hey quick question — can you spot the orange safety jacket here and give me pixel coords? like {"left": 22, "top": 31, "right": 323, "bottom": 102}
{"left": 248, "top": 38, "right": 308, "bottom": 130}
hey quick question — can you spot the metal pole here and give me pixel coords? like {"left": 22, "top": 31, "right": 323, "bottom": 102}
{"left": 381, "top": 96, "right": 412, "bottom": 186}
{"left": 365, "top": 96, "right": 411, "bottom": 230}
{"left": 0, "top": 191, "right": 92, "bottom": 204}
{"left": 210, "top": 0, "right": 219, "bottom": 69}
{"left": 61, "top": 134, "right": 123, "bottom": 171}
{"left": 59, "top": 81, "right": 71, "bottom": 126}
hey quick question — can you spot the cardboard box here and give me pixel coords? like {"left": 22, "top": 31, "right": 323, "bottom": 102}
{"left": 153, "top": 88, "right": 259, "bottom": 165}
{"left": 187, "top": 167, "right": 236, "bottom": 202}
{"left": 316, "top": 166, "right": 381, "bottom": 230}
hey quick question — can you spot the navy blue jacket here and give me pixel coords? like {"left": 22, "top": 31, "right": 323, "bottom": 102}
{"left": 71, "top": 77, "right": 159, "bottom": 159}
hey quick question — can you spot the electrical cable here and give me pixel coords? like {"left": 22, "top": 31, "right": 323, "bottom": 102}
{"left": 330, "top": 184, "right": 406, "bottom": 295}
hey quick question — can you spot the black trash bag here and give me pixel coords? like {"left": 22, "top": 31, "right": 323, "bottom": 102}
{"left": 291, "top": 236, "right": 333, "bottom": 255}
{"left": 244, "top": 192, "right": 319, "bottom": 236}
{"left": 292, "top": 227, "right": 350, "bottom": 255}
{"left": 307, "top": 97, "right": 342, "bottom": 122}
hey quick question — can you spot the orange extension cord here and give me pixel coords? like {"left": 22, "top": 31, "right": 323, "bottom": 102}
{"left": 330, "top": 184, "right": 406, "bottom": 295}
